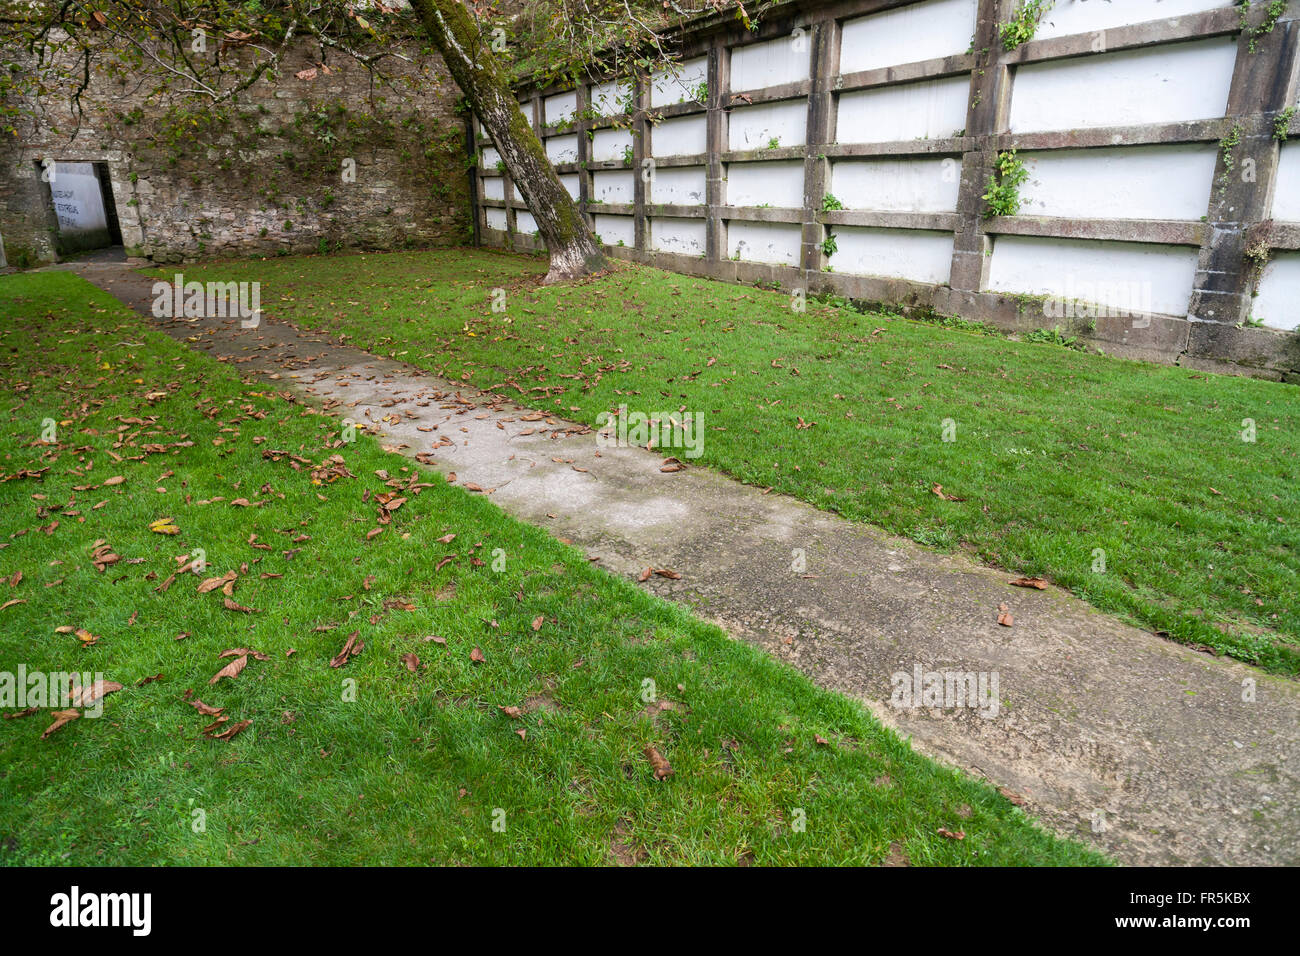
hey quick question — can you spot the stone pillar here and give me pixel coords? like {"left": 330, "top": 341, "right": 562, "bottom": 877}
{"left": 802, "top": 16, "right": 840, "bottom": 281}
{"left": 1186, "top": 9, "right": 1300, "bottom": 340}
{"left": 706, "top": 41, "right": 731, "bottom": 263}
{"left": 948, "top": 0, "right": 1013, "bottom": 294}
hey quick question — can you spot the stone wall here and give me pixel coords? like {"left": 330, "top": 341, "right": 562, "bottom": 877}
{"left": 1, "top": 30, "right": 471, "bottom": 266}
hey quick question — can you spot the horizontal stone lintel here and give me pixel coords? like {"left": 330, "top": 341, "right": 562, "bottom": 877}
{"left": 983, "top": 216, "right": 1206, "bottom": 246}
{"left": 1008, "top": 7, "right": 1242, "bottom": 66}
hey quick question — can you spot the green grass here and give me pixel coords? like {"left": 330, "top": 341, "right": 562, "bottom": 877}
{"left": 167, "top": 248, "right": 1300, "bottom": 676}
{"left": 0, "top": 270, "right": 1100, "bottom": 866}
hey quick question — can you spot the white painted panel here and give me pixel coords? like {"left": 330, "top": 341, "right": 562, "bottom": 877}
{"left": 831, "top": 157, "right": 961, "bottom": 212}
{"left": 49, "top": 163, "right": 108, "bottom": 244}
{"left": 987, "top": 236, "right": 1198, "bottom": 317}
{"left": 652, "top": 115, "right": 708, "bottom": 156}
{"left": 1009, "top": 37, "right": 1237, "bottom": 132}
{"left": 731, "top": 33, "right": 811, "bottom": 92}
{"left": 728, "top": 220, "right": 803, "bottom": 265}
{"left": 545, "top": 133, "right": 579, "bottom": 164}
{"left": 593, "top": 127, "right": 634, "bottom": 162}
{"left": 837, "top": 75, "right": 969, "bottom": 143}
{"left": 1253, "top": 252, "right": 1300, "bottom": 331}
{"left": 1272, "top": 142, "right": 1300, "bottom": 221}
{"left": 1036, "top": 0, "right": 1234, "bottom": 41}
{"left": 516, "top": 211, "right": 538, "bottom": 235}
{"left": 513, "top": 182, "right": 523, "bottom": 202}
{"left": 651, "top": 56, "right": 708, "bottom": 107}
{"left": 833, "top": 227, "right": 954, "bottom": 283}
{"left": 591, "top": 79, "right": 632, "bottom": 116}
{"left": 560, "top": 174, "right": 580, "bottom": 200}
{"left": 544, "top": 90, "right": 577, "bottom": 126}
{"left": 1020, "top": 144, "right": 1217, "bottom": 220}
{"left": 592, "top": 170, "right": 635, "bottom": 204}
{"left": 726, "top": 160, "right": 805, "bottom": 208}
{"left": 651, "top": 166, "right": 707, "bottom": 205}
{"left": 593, "top": 213, "right": 636, "bottom": 247}
{"left": 728, "top": 99, "right": 808, "bottom": 150}
{"left": 482, "top": 176, "right": 504, "bottom": 201}
{"left": 840, "top": 0, "right": 979, "bottom": 74}
{"left": 481, "top": 146, "right": 501, "bottom": 169}
{"left": 517, "top": 101, "right": 534, "bottom": 127}
{"left": 651, "top": 217, "right": 707, "bottom": 256}
{"left": 485, "top": 207, "right": 507, "bottom": 231}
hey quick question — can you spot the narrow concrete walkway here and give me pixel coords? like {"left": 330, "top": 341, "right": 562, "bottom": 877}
{"left": 75, "top": 260, "right": 1299, "bottom": 866}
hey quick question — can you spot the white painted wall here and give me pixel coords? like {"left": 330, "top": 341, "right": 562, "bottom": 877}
{"left": 485, "top": 207, "right": 507, "bottom": 231}
{"left": 482, "top": 176, "right": 504, "bottom": 200}
{"left": 652, "top": 115, "right": 708, "bottom": 156}
{"left": 837, "top": 75, "right": 970, "bottom": 143}
{"left": 591, "top": 79, "right": 632, "bottom": 116}
{"left": 651, "top": 57, "right": 709, "bottom": 107}
{"left": 594, "top": 213, "right": 636, "bottom": 247}
{"left": 728, "top": 220, "right": 803, "bottom": 265}
{"left": 544, "top": 134, "right": 579, "bottom": 164}
{"left": 651, "top": 217, "right": 708, "bottom": 256}
{"left": 832, "top": 227, "right": 955, "bottom": 283}
{"left": 831, "top": 157, "right": 962, "bottom": 212}
{"left": 987, "top": 236, "right": 1199, "bottom": 317}
{"left": 726, "top": 160, "right": 805, "bottom": 208}
{"left": 840, "top": 0, "right": 979, "bottom": 74}
{"left": 50, "top": 163, "right": 109, "bottom": 247}
{"left": 1035, "top": 0, "right": 1234, "bottom": 41}
{"left": 592, "top": 170, "right": 635, "bottom": 204}
{"left": 516, "top": 211, "right": 538, "bottom": 235}
{"left": 651, "top": 166, "right": 708, "bottom": 205}
{"left": 731, "top": 32, "right": 811, "bottom": 91}
{"left": 1009, "top": 37, "right": 1237, "bottom": 132}
{"left": 1019, "top": 144, "right": 1218, "bottom": 221}
{"left": 544, "top": 90, "right": 577, "bottom": 126}
{"left": 1272, "top": 142, "right": 1300, "bottom": 222}
{"left": 592, "top": 128, "right": 633, "bottom": 162}
{"left": 729, "top": 99, "right": 808, "bottom": 149}
{"left": 1253, "top": 252, "right": 1300, "bottom": 331}
{"left": 481, "top": 146, "right": 501, "bottom": 169}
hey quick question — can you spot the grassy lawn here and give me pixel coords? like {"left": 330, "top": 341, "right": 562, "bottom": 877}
{"left": 0, "top": 270, "right": 1101, "bottom": 866}
{"left": 168, "top": 248, "right": 1300, "bottom": 676}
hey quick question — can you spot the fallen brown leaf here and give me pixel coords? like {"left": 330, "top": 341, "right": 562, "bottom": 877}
{"left": 41, "top": 709, "right": 80, "bottom": 739}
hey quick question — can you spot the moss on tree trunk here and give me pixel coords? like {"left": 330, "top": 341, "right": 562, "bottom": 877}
{"left": 409, "top": 0, "right": 606, "bottom": 283}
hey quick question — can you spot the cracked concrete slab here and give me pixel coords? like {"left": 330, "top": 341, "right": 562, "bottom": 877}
{"left": 76, "top": 261, "right": 1299, "bottom": 866}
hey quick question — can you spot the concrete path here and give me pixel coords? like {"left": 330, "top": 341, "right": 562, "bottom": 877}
{"left": 71, "top": 259, "right": 1299, "bottom": 866}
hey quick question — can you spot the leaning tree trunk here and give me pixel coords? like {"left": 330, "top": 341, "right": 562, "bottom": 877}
{"left": 409, "top": 0, "right": 606, "bottom": 283}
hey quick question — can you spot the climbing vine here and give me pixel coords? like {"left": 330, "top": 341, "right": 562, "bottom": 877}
{"left": 1001, "top": 0, "right": 1054, "bottom": 52}
{"left": 982, "top": 150, "right": 1030, "bottom": 218}
{"left": 1239, "top": 0, "right": 1287, "bottom": 53}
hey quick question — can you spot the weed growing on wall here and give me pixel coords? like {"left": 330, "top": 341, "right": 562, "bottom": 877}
{"left": 1218, "top": 123, "right": 1244, "bottom": 195}
{"left": 1000, "top": 0, "right": 1054, "bottom": 52}
{"left": 1273, "top": 106, "right": 1295, "bottom": 141}
{"left": 982, "top": 150, "right": 1029, "bottom": 218}
{"left": 821, "top": 193, "right": 844, "bottom": 211}
{"left": 1239, "top": 1, "right": 1287, "bottom": 53}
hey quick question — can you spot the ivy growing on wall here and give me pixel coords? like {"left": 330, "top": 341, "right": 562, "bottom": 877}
{"left": 1239, "top": 1, "right": 1287, "bottom": 54}
{"left": 1000, "top": 0, "right": 1054, "bottom": 52}
{"left": 982, "top": 150, "right": 1030, "bottom": 218}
